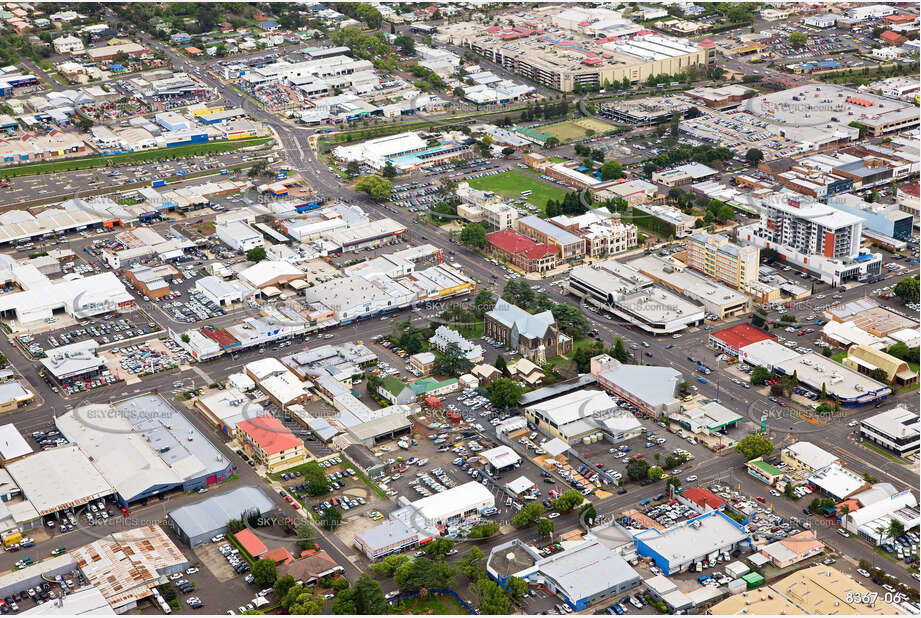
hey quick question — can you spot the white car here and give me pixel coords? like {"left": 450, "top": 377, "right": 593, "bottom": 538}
{"left": 547, "top": 512, "right": 560, "bottom": 519}
{"left": 685, "top": 475, "right": 697, "bottom": 483}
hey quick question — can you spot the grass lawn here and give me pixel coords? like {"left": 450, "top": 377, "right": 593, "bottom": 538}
{"left": 541, "top": 117, "right": 616, "bottom": 143}
{"left": 862, "top": 442, "right": 908, "bottom": 464}
{"left": 465, "top": 169, "right": 568, "bottom": 213}
{"left": 387, "top": 594, "right": 467, "bottom": 615}
{"left": 830, "top": 351, "right": 846, "bottom": 363}
{"left": 899, "top": 382, "right": 919, "bottom": 394}
{"left": 1, "top": 137, "right": 271, "bottom": 179}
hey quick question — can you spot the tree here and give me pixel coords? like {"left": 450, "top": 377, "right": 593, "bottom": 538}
{"left": 295, "top": 520, "right": 317, "bottom": 551}
{"left": 494, "top": 353, "right": 508, "bottom": 376}
{"left": 670, "top": 111, "right": 681, "bottom": 137}
{"left": 275, "top": 575, "right": 297, "bottom": 602}
{"left": 488, "top": 377, "right": 524, "bottom": 409}
{"left": 600, "top": 160, "right": 624, "bottom": 181}
{"left": 552, "top": 489, "right": 583, "bottom": 513}
{"left": 372, "top": 554, "right": 409, "bottom": 577}
{"left": 888, "top": 519, "right": 905, "bottom": 541}
{"left": 472, "top": 577, "right": 510, "bottom": 615}
{"left": 468, "top": 522, "right": 499, "bottom": 539}
{"left": 506, "top": 576, "right": 529, "bottom": 600}
{"left": 579, "top": 502, "right": 597, "bottom": 526}
{"left": 351, "top": 574, "right": 386, "bottom": 615}
{"left": 511, "top": 502, "right": 545, "bottom": 527}
{"left": 252, "top": 559, "right": 277, "bottom": 587}
{"left": 423, "top": 538, "right": 455, "bottom": 560}
{"left": 894, "top": 277, "right": 919, "bottom": 304}
{"left": 434, "top": 342, "right": 473, "bottom": 376}
{"left": 502, "top": 278, "right": 535, "bottom": 308}
{"left": 459, "top": 222, "right": 488, "bottom": 248}
{"left": 735, "top": 433, "right": 774, "bottom": 460}
{"left": 647, "top": 466, "right": 664, "bottom": 481}
{"left": 345, "top": 160, "right": 361, "bottom": 178}
{"left": 537, "top": 517, "right": 555, "bottom": 538}
{"left": 745, "top": 148, "right": 764, "bottom": 165}
{"left": 393, "top": 557, "right": 437, "bottom": 591}
{"left": 381, "top": 160, "right": 397, "bottom": 179}
{"left": 869, "top": 368, "right": 890, "bottom": 384}
{"left": 301, "top": 461, "right": 330, "bottom": 496}
{"left": 611, "top": 336, "right": 630, "bottom": 363}
{"left": 355, "top": 174, "right": 392, "bottom": 200}
{"left": 750, "top": 366, "right": 771, "bottom": 386}
{"left": 543, "top": 136, "right": 560, "bottom": 149}
{"left": 180, "top": 333, "right": 190, "bottom": 343}
{"left": 246, "top": 246, "right": 267, "bottom": 262}
{"left": 626, "top": 457, "right": 650, "bottom": 482}
{"left": 501, "top": 146, "right": 516, "bottom": 158}
{"left": 789, "top": 31, "right": 808, "bottom": 49}
{"left": 394, "top": 34, "right": 415, "bottom": 55}
{"left": 320, "top": 506, "right": 342, "bottom": 530}
{"left": 666, "top": 477, "right": 681, "bottom": 492}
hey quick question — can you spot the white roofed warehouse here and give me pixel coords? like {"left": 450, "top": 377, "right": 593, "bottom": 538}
{"left": 404, "top": 481, "right": 495, "bottom": 527}
{"left": 167, "top": 486, "right": 276, "bottom": 546}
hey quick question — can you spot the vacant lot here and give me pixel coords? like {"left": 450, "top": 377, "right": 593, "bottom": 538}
{"left": 541, "top": 117, "right": 615, "bottom": 142}
{"left": 465, "top": 170, "right": 568, "bottom": 212}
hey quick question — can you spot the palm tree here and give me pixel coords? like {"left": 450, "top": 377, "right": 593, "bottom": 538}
{"left": 888, "top": 519, "right": 905, "bottom": 541}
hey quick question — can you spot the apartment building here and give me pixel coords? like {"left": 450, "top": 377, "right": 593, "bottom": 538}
{"left": 683, "top": 231, "right": 758, "bottom": 289}
{"left": 235, "top": 415, "right": 310, "bottom": 473}
{"left": 738, "top": 194, "right": 882, "bottom": 285}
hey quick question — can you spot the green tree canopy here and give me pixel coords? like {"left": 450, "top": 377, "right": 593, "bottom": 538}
{"left": 459, "top": 222, "right": 488, "bottom": 248}
{"left": 252, "top": 558, "right": 277, "bottom": 587}
{"left": 488, "top": 377, "right": 524, "bottom": 409}
{"left": 735, "top": 433, "right": 774, "bottom": 460}
{"left": 246, "top": 246, "right": 267, "bottom": 262}
{"left": 355, "top": 174, "right": 392, "bottom": 200}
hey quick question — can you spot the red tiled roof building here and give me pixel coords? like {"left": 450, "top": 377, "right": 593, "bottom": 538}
{"left": 486, "top": 229, "right": 560, "bottom": 274}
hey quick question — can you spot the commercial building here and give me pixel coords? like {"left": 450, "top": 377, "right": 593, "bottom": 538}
{"left": 436, "top": 17, "right": 710, "bottom": 92}
{"left": 668, "top": 401, "right": 743, "bottom": 436}
{"left": 0, "top": 424, "right": 31, "bottom": 463}
{"left": 591, "top": 355, "right": 682, "bottom": 418}
{"left": 774, "top": 353, "right": 891, "bottom": 407}
{"left": 333, "top": 131, "right": 472, "bottom": 172}
{"left": 544, "top": 163, "right": 600, "bottom": 191}
{"left": 485, "top": 229, "right": 559, "bottom": 274}
{"left": 516, "top": 215, "right": 585, "bottom": 262}
{"left": 167, "top": 486, "right": 276, "bottom": 546}
{"left": 683, "top": 231, "right": 759, "bottom": 289}
{"left": 808, "top": 463, "right": 869, "bottom": 501}
{"left": 823, "top": 298, "right": 918, "bottom": 337}
{"left": 634, "top": 510, "right": 750, "bottom": 575}
{"left": 829, "top": 194, "right": 914, "bottom": 241}
{"left": 235, "top": 415, "right": 310, "bottom": 473}
{"left": 277, "top": 550, "right": 343, "bottom": 583}
{"left": 531, "top": 540, "right": 642, "bottom": 611}
{"left": 485, "top": 299, "right": 572, "bottom": 363}
{"left": 404, "top": 481, "right": 494, "bottom": 527}
{"left": 780, "top": 442, "right": 840, "bottom": 474}
{"left": 353, "top": 519, "right": 420, "bottom": 560}
{"left": 708, "top": 324, "right": 774, "bottom": 358}
{"left": 859, "top": 407, "right": 919, "bottom": 456}
{"left": 841, "top": 488, "right": 919, "bottom": 545}
{"left": 598, "top": 96, "right": 692, "bottom": 125}
{"left": 524, "top": 389, "right": 641, "bottom": 445}
{"left": 480, "top": 445, "right": 521, "bottom": 474}
{"left": 738, "top": 194, "right": 882, "bottom": 286}
{"left": 709, "top": 565, "right": 902, "bottom": 615}
{"left": 0, "top": 383, "right": 33, "bottom": 413}
{"left": 56, "top": 395, "right": 233, "bottom": 504}
{"left": 684, "top": 85, "right": 757, "bottom": 109}
{"left": 482, "top": 202, "right": 519, "bottom": 231}
{"left": 72, "top": 525, "right": 190, "bottom": 613}
{"left": 844, "top": 344, "right": 917, "bottom": 387}
{"left": 652, "top": 163, "right": 718, "bottom": 187}
{"left": 216, "top": 220, "right": 264, "bottom": 253}
{"left": 6, "top": 444, "right": 115, "bottom": 517}
{"left": 821, "top": 320, "right": 888, "bottom": 349}
{"left": 677, "top": 488, "right": 726, "bottom": 513}
{"left": 628, "top": 255, "right": 750, "bottom": 320}
{"left": 569, "top": 260, "right": 704, "bottom": 334}
{"left": 746, "top": 458, "right": 784, "bottom": 486}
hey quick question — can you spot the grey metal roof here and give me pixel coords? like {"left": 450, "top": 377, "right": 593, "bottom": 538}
{"left": 355, "top": 519, "right": 418, "bottom": 551}
{"left": 599, "top": 363, "right": 681, "bottom": 408}
{"left": 537, "top": 540, "right": 640, "bottom": 603}
{"left": 487, "top": 299, "right": 556, "bottom": 340}
{"left": 519, "top": 374, "right": 596, "bottom": 406}
{"left": 168, "top": 486, "right": 274, "bottom": 539}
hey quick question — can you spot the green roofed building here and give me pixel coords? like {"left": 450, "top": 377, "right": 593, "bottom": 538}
{"left": 745, "top": 458, "right": 784, "bottom": 486}
{"left": 409, "top": 377, "right": 459, "bottom": 399}
{"left": 377, "top": 375, "right": 414, "bottom": 406}
{"left": 742, "top": 572, "right": 765, "bottom": 589}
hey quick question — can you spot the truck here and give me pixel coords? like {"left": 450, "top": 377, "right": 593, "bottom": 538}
{"left": 151, "top": 179, "right": 166, "bottom": 188}
{"left": 3, "top": 532, "right": 22, "bottom": 548}
{"left": 697, "top": 365, "right": 711, "bottom": 375}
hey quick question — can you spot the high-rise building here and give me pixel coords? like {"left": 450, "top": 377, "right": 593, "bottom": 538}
{"left": 738, "top": 194, "right": 882, "bottom": 285}
{"left": 683, "top": 231, "right": 759, "bottom": 290}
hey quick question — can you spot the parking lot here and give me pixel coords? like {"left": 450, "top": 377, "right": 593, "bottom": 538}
{"left": 21, "top": 313, "right": 160, "bottom": 355}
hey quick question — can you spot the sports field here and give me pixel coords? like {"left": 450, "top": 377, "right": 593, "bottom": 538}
{"left": 466, "top": 170, "right": 569, "bottom": 212}
{"left": 541, "top": 117, "right": 615, "bottom": 142}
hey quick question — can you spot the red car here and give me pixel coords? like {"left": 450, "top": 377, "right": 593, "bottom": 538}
{"left": 120, "top": 507, "right": 129, "bottom": 517}
{"left": 292, "top": 503, "right": 301, "bottom": 510}
{"left": 756, "top": 496, "right": 766, "bottom": 503}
